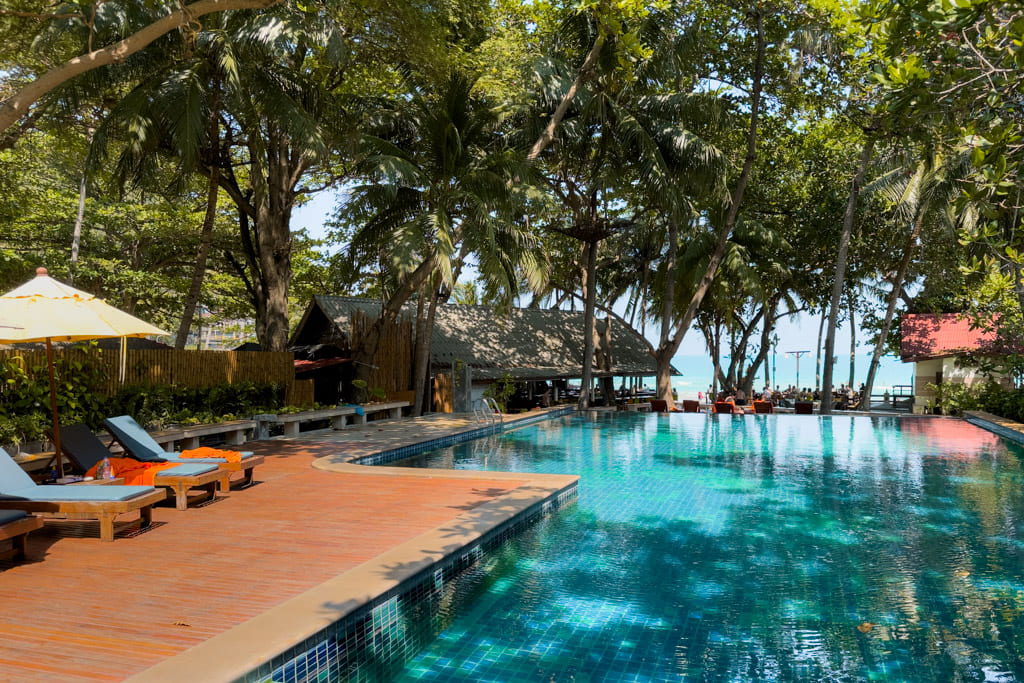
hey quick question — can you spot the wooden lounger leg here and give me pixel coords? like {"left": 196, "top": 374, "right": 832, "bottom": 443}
{"left": 172, "top": 483, "right": 189, "bottom": 511}
{"left": 13, "top": 532, "right": 27, "bottom": 560}
{"left": 203, "top": 481, "right": 217, "bottom": 504}
{"left": 140, "top": 506, "right": 153, "bottom": 529}
{"left": 218, "top": 471, "right": 231, "bottom": 492}
{"left": 241, "top": 466, "right": 254, "bottom": 487}
{"left": 98, "top": 513, "right": 115, "bottom": 542}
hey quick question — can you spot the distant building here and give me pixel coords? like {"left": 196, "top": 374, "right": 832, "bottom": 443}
{"left": 901, "top": 313, "right": 1010, "bottom": 412}
{"left": 291, "top": 296, "right": 674, "bottom": 409}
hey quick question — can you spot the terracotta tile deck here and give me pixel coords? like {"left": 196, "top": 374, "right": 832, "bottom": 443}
{"left": 0, "top": 430, "right": 546, "bottom": 682}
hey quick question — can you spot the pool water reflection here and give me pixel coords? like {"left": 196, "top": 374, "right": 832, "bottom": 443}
{"left": 387, "top": 413, "right": 1024, "bottom": 682}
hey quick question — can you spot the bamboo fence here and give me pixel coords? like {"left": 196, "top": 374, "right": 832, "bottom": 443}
{"left": 0, "top": 348, "right": 294, "bottom": 395}
{"left": 349, "top": 309, "right": 413, "bottom": 394}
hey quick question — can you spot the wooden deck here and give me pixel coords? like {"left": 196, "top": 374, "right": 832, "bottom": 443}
{"left": 0, "top": 417, "right": 570, "bottom": 682}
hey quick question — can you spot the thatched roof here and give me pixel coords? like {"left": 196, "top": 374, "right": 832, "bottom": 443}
{"left": 293, "top": 296, "right": 673, "bottom": 381}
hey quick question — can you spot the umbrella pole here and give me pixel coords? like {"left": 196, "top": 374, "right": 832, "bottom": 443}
{"left": 46, "top": 338, "right": 63, "bottom": 478}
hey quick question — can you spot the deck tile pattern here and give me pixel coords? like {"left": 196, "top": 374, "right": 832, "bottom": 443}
{"left": 0, "top": 437, "right": 526, "bottom": 682}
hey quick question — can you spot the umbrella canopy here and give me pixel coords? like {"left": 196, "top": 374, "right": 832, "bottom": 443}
{"left": 0, "top": 267, "right": 169, "bottom": 476}
{"left": 0, "top": 269, "right": 166, "bottom": 341}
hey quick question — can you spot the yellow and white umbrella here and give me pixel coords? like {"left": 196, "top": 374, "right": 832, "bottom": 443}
{"left": 0, "top": 267, "right": 168, "bottom": 476}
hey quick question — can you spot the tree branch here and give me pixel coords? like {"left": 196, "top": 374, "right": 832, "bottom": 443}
{"left": 0, "top": 0, "right": 283, "bottom": 136}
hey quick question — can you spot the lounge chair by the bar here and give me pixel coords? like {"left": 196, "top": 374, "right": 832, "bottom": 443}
{"left": 753, "top": 401, "right": 774, "bottom": 414}
{"left": 714, "top": 401, "right": 734, "bottom": 414}
{"left": 682, "top": 400, "right": 700, "bottom": 413}
{"left": 795, "top": 401, "right": 814, "bottom": 415}
{"left": 104, "top": 415, "right": 263, "bottom": 489}
{"left": 59, "top": 425, "right": 222, "bottom": 510}
{"left": 0, "top": 448, "right": 165, "bottom": 541}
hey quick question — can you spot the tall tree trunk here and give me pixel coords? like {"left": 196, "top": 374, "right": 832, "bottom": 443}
{"left": 255, "top": 207, "right": 292, "bottom": 351}
{"left": 174, "top": 167, "right": 220, "bottom": 348}
{"left": 654, "top": 218, "right": 680, "bottom": 408}
{"left": 725, "top": 308, "right": 764, "bottom": 389}
{"left": 411, "top": 282, "right": 429, "bottom": 414}
{"left": 412, "top": 283, "right": 443, "bottom": 416}
{"left": 579, "top": 240, "right": 599, "bottom": 409}
{"left": 70, "top": 126, "right": 95, "bottom": 284}
{"left": 653, "top": 10, "right": 766, "bottom": 382}
{"left": 70, "top": 172, "right": 86, "bottom": 283}
{"left": 821, "top": 136, "right": 875, "bottom": 413}
{"left": 815, "top": 310, "right": 826, "bottom": 390}
{"left": 863, "top": 214, "right": 923, "bottom": 410}
{"left": 526, "top": 32, "right": 606, "bottom": 162}
{"left": 741, "top": 296, "right": 779, "bottom": 392}
{"left": 175, "top": 95, "right": 221, "bottom": 349}
{"left": 848, "top": 299, "right": 856, "bottom": 388}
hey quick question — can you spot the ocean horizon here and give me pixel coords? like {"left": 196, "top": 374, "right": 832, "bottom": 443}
{"left": 659, "top": 353, "right": 914, "bottom": 400}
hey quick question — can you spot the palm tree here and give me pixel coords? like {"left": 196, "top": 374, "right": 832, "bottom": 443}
{"left": 339, "top": 71, "right": 541, "bottom": 413}
{"left": 859, "top": 148, "right": 973, "bottom": 408}
{"left": 522, "top": 7, "right": 731, "bottom": 409}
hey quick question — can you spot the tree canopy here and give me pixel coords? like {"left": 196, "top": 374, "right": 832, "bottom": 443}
{"left": 1, "top": 0, "right": 1021, "bottom": 410}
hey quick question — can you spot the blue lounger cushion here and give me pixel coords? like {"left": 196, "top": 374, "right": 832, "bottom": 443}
{"left": 0, "top": 447, "right": 158, "bottom": 502}
{"left": 0, "top": 485, "right": 158, "bottom": 502}
{"left": 0, "top": 509, "right": 28, "bottom": 524}
{"left": 156, "top": 453, "right": 255, "bottom": 464}
{"left": 157, "top": 462, "right": 218, "bottom": 477}
{"left": 104, "top": 415, "right": 257, "bottom": 463}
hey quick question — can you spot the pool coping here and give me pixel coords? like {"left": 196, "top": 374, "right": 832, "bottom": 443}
{"left": 964, "top": 410, "right": 1024, "bottom": 444}
{"left": 126, "top": 409, "right": 578, "bottom": 683}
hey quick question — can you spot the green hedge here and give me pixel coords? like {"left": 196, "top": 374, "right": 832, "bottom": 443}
{"left": 932, "top": 381, "right": 1024, "bottom": 422}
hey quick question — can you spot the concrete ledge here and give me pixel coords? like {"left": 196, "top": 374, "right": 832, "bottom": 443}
{"left": 964, "top": 410, "right": 1024, "bottom": 444}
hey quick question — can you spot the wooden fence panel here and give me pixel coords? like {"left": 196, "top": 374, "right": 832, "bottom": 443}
{"left": 433, "top": 373, "right": 453, "bottom": 413}
{"left": 350, "top": 310, "right": 413, "bottom": 394}
{"left": 286, "top": 379, "right": 315, "bottom": 408}
{"left": 0, "top": 348, "right": 294, "bottom": 395}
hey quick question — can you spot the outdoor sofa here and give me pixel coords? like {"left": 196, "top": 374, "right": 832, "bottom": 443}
{"left": 0, "top": 447, "right": 165, "bottom": 541}
{"left": 104, "top": 415, "right": 264, "bottom": 489}
{"left": 59, "top": 425, "right": 223, "bottom": 510}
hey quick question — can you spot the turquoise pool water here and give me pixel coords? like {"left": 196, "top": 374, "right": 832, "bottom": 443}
{"left": 377, "top": 413, "right": 1024, "bottom": 682}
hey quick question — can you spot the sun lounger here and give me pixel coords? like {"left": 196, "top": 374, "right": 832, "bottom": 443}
{"left": 104, "top": 415, "right": 264, "bottom": 489}
{"left": 650, "top": 399, "right": 669, "bottom": 413}
{"left": 682, "top": 400, "right": 700, "bottom": 413}
{"left": 753, "top": 401, "right": 773, "bottom": 414}
{"left": 0, "top": 509, "right": 43, "bottom": 561}
{"left": 714, "top": 402, "right": 734, "bottom": 414}
{"left": 795, "top": 401, "right": 814, "bottom": 415}
{"left": 0, "top": 448, "right": 165, "bottom": 541}
{"left": 59, "top": 425, "right": 223, "bottom": 510}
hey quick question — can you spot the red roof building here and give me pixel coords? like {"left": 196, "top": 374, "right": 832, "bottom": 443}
{"left": 900, "top": 313, "right": 999, "bottom": 363}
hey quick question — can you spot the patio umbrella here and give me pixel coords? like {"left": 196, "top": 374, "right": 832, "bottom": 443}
{"left": 0, "top": 267, "right": 168, "bottom": 476}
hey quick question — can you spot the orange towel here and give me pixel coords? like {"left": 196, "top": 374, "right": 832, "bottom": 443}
{"left": 179, "top": 446, "right": 243, "bottom": 463}
{"left": 85, "top": 458, "right": 180, "bottom": 486}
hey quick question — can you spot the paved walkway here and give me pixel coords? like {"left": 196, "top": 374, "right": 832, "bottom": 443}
{"left": 0, "top": 410, "right": 575, "bottom": 682}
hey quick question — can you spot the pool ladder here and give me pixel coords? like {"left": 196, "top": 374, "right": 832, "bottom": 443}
{"left": 473, "top": 397, "right": 503, "bottom": 429}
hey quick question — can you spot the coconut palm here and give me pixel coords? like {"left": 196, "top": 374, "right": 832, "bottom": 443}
{"left": 338, "top": 71, "right": 542, "bottom": 412}
{"left": 859, "top": 147, "right": 974, "bottom": 407}
{"left": 520, "top": 6, "right": 731, "bottom": 409}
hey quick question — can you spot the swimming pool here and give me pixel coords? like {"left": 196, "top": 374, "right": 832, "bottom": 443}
{"left": 378, "top": 412, "right": 1024, "bottom": 682}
